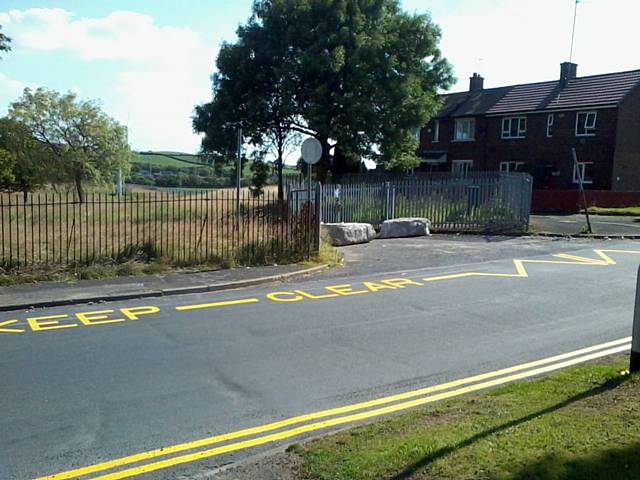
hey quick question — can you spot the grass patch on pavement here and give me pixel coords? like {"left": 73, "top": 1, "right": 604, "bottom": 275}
{"left": 586, "top": 206, "right": 640, "bottom": 216}
{"left": 294, "top": 356, "right": 640, "bottom": 480}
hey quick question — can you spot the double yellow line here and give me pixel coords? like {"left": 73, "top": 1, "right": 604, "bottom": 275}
{"left": 37, "top": 337, "right": 631, "bottom": 480}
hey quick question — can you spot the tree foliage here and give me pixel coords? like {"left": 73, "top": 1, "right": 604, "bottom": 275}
{"left": 0, "top": 117, "right": 49, "bottom": 198}
{"left": 194, "top": 0, "right": 453, "bottom": 182}
{"left": 8, "top": 88, "right": 131, "bottom": 201}
{"left": 0, "top": 24, "right": 11, "bottom": 59}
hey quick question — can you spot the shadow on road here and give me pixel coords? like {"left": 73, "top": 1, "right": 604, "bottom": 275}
{"left": 390, "top": 375, "right": 628, "bottom": 480}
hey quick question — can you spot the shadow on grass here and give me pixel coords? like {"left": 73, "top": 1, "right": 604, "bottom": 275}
{"left": 390, "top": 375, "right": 628, "bottom": 480}
{"left": 508, "top": 443, "right": 640, "bottom": 480}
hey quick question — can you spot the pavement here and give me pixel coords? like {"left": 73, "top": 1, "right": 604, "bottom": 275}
{"left": 530, "top": 213, "right": 640, "bottom": 237}
{"left": 0, "top": 263, "right": 327, "bottom": 312}
{"left": 2, "top": 235, "right": 640, "bottom": 479}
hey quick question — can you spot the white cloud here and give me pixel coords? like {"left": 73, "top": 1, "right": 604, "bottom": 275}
{"left": 0, "top": 73, "right": 27, "bottom": 115}
{"left": 0, "top": 8, "right": 215, "bottom": 152}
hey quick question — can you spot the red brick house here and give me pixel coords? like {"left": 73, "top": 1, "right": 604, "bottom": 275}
{"left": 419, "top": 63, "right": 640, "bottom": 192}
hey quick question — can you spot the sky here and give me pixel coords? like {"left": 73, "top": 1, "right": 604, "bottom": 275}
{"left": 0, "top": 0, "right": 639, "bottom": 154}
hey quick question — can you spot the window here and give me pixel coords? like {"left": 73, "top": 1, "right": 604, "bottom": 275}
{"left": 454, "top": 118, "right": 475, "bottom": 141}
{"left": 452, "top": 160, "right": 473, "bottom": 174}
{"left": 501, "top": 117, "right": 526, "bottom": 139}
{"left": 500, "top": 161, "right": 524, "bottom": 172}
{"left": 432, "top": 119, "right": 440, "bottom": 143}
{"left": 546, "top": 114, "right": 554, "bottom": 137}
{"left": 572, "top": 162, "right": 594, "bottom": 184}
{"left": 576, "top": 111, "right": 597, "bottom": 136}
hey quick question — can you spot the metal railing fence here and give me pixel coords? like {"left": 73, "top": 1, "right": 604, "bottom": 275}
{"left": 319, "top": 172, "right": 532, "bottom": 232}
{"left": 0, "top": 189, "right": 319, "bottom": 269}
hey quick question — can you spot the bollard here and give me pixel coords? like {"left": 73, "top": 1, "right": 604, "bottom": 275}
{"left": 631, "top": 266, "right": 640, "bottom": 372}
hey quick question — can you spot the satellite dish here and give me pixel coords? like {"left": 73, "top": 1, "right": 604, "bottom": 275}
{"left": 301, "top": 138, "right": 322, "bottom": 165}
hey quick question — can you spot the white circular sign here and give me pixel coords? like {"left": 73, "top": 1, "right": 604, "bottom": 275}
{"left": 301, "top": 137, "right": 322, "bottom": 165}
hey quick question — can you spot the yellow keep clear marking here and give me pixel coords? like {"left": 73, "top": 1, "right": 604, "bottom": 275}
{"left": 170, "top": 249, "right": 640, "bottom": 313}
{"left": 0, "top": 319, "right": 24, "bottom": 333}
{"left": 175, "top": 298, "right": 259, "bottom": 311}
{"left": 36, "top": 336, "right": 631, "bottom": 480}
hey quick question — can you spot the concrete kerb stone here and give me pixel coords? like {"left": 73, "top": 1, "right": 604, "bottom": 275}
{"left": 378, "top": 218, "right": 431, "bottom": 239}
{"left": 0, "top": 264, "right": 330, "bottom": 313}
{"left": 323, "top": 223, "right": 377, "bottom": 246}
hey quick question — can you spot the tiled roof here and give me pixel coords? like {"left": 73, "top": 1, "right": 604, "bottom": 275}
{"left": 437, "top": 69, "right": 640, "bottom": 118}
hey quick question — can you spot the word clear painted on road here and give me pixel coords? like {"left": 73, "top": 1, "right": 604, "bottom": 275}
{"left": 36, "top": 337, "right": 631, "bottom": 480}
{"left": 173, "top": 248, "right": 640, "bottom": 309}
{"left": 2, "top": 249, "right": 639, "bottom": 335}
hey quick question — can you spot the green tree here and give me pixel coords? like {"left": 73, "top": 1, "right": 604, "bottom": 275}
{"left": 0, "top": 117, "right": 49, "bottom": 200}
{"left": 193, "top": 13, "right": 302, "bottom": 202}
{"left": 8, "top": 87, "right": 131, "bottom": 202}
{"left": 0, "top": 148, "right": 15, "bottom": 187}
{"left": 0, "top": 24, "right": 11, "bottom": 59}
{"left": 195, "top": 0, "right": 453, "bottom": 183}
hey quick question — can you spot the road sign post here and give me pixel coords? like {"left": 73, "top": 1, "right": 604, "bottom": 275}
{"left": 631, "top": 265, "right": 640, "bottom": 372}
{"left": 301, "top": 138, "right": 322, "bottom": 258}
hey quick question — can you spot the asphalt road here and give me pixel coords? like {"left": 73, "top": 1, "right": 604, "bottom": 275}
{"left": 531, "top": 214, "right": 640, "bottom": 236}
{"left": 2, "top": 237, "right": 640, "bottom": 479}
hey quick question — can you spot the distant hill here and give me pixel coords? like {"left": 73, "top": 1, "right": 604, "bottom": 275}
{"left": 132, "top": 151, "right": 210, "bottom": 169}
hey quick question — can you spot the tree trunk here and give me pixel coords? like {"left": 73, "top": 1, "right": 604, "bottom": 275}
{"left": 22, "top": 189, "right": 28, "bottom": 203}
{"left": 276, "top": 145, "right": 284, "bottom": 204}
{"left": 74, "top": 169, "right": 85, "bottom": 203}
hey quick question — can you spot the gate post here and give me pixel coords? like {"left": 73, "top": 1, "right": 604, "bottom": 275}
{"left": 631, "top": 265, "right": 640, "bottom": 372}
{"left": 314, "top": 182, "right": 322, "bottom": 254}
{"left": 383, "top": 182, "right": 391, "bottom": 221}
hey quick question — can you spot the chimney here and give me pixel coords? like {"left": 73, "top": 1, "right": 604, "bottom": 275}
{"left": 469, "top": 73, "right": 484, "bottom": 92}
{"left": 559, "top": 62, "right": 578, "bottom": 87}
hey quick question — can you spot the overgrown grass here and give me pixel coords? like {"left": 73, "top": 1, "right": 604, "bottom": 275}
{"left": 294, "top": 356, "right": 640, "bottom": 480}
{"left": 587, "top": 206, "right": 640, "bottom": 216}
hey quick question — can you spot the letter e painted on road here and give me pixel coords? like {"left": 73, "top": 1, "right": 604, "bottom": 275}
{"left": 121, "top": 306, "right": 160, "bottom": 321}
{"left": 325, "top": 284, "right": 369, "bottom": 296}
{"left": 27, "top": 314, "right": 77, "bottom": 332}
{"left": 76, "top": 310, "right": 124, "bottom": 326}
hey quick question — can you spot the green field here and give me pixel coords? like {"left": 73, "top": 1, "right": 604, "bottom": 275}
{"left": 132, "top": 151, "right": 209, "bottom": 169}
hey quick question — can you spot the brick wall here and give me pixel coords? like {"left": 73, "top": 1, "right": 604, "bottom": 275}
{"left": 421, "top": 107, "right": 619, "bottom": 189}
{"left": 532, "top": 190, "right": 640, "bottom": 212}
{"left": 612, "top": 84, "right": 640, "bottom": 190}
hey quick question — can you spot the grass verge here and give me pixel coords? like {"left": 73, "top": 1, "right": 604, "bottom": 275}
{"left": 291, "top": 355, "right": 639, "bottom": 480}
{"left": 586, "top": 206, "right": 640, "bottom": 216}
{"left": 0, "top": 239, "right": 339, "bottom": 286}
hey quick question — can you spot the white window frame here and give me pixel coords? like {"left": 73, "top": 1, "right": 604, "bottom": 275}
{"left": 572, "top": 161, "right": 594, "bottom": 184}
{"left": 546, "top": 114, "right": 554, "bottom": 137}
{"left": 575, "top": 111, "right": 597, "bottom": 136}
{"left": 454, "top": 118, "right": 475, "bottom": 141}
{"left": 452, "top": 160, "right": 473, "bottom": 174}
{"left": 501, "top": 116, "right": 527, "bottom": 139}
{"left": 499, "top": 161, "right": 524, "bottom": 173}
{"left": 432, "top": 119, "right": 440, "bottom": 143}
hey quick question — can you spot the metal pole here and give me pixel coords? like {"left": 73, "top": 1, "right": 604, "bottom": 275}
{"left": 631, "top": 266, "right": 640, "bottom": 372}
{"left": 236, "top": 127, "right": 242, "bottom": 231}
{"left": 572, "top": 147, "right": 592, "bottom": 234}
{"left": 116, "top": 169, "right": 123, "bottom": 199}
{"left": 307, "top": 162, "right": 312, "bottom": 259}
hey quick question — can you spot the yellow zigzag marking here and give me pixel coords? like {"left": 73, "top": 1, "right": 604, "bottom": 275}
{"left": 422, "top": 249, "right": 640, "bottom": 282}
